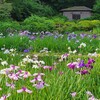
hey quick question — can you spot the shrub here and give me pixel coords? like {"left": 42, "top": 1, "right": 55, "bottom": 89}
{"left": 0, "top": 3, "right": 12, "bottom": 20}
{"left": 63, "top": 20, "right": 100, "bottom": 32}
{"left": 22, "top": 15, "right": 55, "bottom": 32}
{"left": 77, "top": 20, "right": 94, "bottom": 31}
{"left": 11, "top": 0, "right": 55, "bottom": 21}
{"left": 52, "top": 16, "right": 68, "bottom": 33}
{"left": 91, "top": 20, "right": 100, "bottom": 27}
{"left": 64, "top": 21, "right": 77, "bottom": 32}
{"left": 93, "top": 0, "right": 100, "bottom": 14}
{"left": 85, "top": 13, "right": 100, "bottom": 20}
{"left": 0, "top": 21, "right": 21, "bottom": 35}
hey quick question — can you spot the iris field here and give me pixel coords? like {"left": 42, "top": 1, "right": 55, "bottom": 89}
{"left": 0, "top": 31, "right": 100, "bottom": 100}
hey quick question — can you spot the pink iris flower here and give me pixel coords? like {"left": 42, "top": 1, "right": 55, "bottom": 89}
{"left": 16, "top": 70, "right": 22, "bottom": 75}
{"left": 17, "top": 87, "right": 32, "bottom": 94}
{"left": 9, "top": 65, "right": 20, "bottom": 71}
{"left": 67, "top": 62, "right": 78, "bottom": 69}
{"left": 21, "top": 71, "right": 31, "bottom": 79}
{"left": 8, "top": 73, "right": 19, "bottom": 81}
{"left": 30, "top": 77, "right": 43, "bottom": 83}
{"left": 0, "top": 93, "right": 11, "bottom": 100}
{"left": 33, "top": 81, "right": 49, "bottom": 89}
{"left": 80, "top": 70, "right": 89, "bottom": 75}
{"left": 71, "top": 92, "right": 77, "bottom": 97}
{"left": 43, "top": 66, "right": 53, "bottom": 71}
{"left": 33, "top": 73, "right": 45, "bottom": 76}
{"left": 30, "top": 73, "right": 44, "bottom": 83}
{"left": 6, "top": 82, "right": 15, "bottom": 89}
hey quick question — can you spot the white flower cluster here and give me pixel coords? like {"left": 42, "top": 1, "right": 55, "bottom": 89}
{"left": 40, "top": 47, "right": 51, "bottom": 53}
{"left": 20, "top": 55, "right": 45, "bottom": 69}
{"left": 88, "top": 52, "right": 98, "bottom": 57}
{"left": 68, "top": 47, "right": 77, "bottom": 54}
{"left": 1, "top": 47, "right": 17, "bottom": 56}
{"left": 78, "top": 42, "right": 86, "bottom": 48}
{"left": 0, "top": 58, "right": 8, "bottom": 66}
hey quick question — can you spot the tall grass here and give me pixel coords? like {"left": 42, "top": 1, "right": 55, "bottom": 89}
{"left": 0, "top": 35, "right": 100, "bottom": 54}
{"left": 0, "top": 53, "right": 100, "bottom": 100}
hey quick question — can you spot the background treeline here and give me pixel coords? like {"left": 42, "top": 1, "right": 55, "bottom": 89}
{"left": 0, "top": 0, "right": 100, "bottom": 34}
{"left": 0, "top": 0, "right": 99, "bottom": 21}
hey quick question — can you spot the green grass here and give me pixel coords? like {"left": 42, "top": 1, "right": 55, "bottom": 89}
{"left": 0, "top": 52, "right": 100, "bottom": 100}
{"left": 0, "top": 32, "right": 100, "bottom": 99}
{"left": 0, "top": 34, "right": 100, "bottom": 54}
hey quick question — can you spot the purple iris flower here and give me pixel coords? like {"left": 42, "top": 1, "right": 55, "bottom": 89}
{"left": 54, "top": 35, "right": 58, "bottom": 39}
{"left": 23, "top": 49, "right": 30, "bottom": 53}
{"left": 66, "top": 32, "right": 69, "bottom": 35}
{"left": 80, "top": 70, "right": 89, "bottom": 75}
{"left": 78, "top": 60, "right": 85, "bottom": 68}
{"left": 80, "top": 33, "right": 87, "bottom": 38}
{"left": 92, "top": 34, "right": 97, "bottom": 39}
{"left": 67, "top": 36, "right": 71, "bottom": 41}
{"left": 76, "top": 40, "right": 79, "bottom": 43}
{"left": 88, "top": 58, "right": 95, "bottom": 64}
{"left": 67, "top": 63, "right": 76, "bottom": 69}
{"left": 29, "top": 36, "right": 36, "bottom": 40}
{"left": 72, "top": 34, "right": 77, "bottom": 38}
{"left": 85, "top": 64, "right": 93, "bottom": 69}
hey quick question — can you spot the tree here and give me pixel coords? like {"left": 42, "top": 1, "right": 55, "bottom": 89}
{"left": 40, "top": 0, "right": 96, "bottom": 10}
{"left": 0, "top": 0, "right": 6, "bottom": 3}
{"left": 93, "top": 0, "right": 100, "bottom": 13}
{"left": 11, "top": 0, "right": 55, "bottom": 21}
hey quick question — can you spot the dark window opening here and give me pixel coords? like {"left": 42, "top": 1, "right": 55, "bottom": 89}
{"left": 72, "top": 14, "right": 80, "bottom": 20}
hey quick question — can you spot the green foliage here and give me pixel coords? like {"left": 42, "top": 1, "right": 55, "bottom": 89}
{"left": 77, "top": 20, "right": 94, "bottom": 30}
{"left": 91, "top": 20, "right": 100, "bottom": 27}
{"left": 65, "top": 20, "right": 100, "bottom": 32}
{"left": 93, "top": 0, "right": 100, "bottom": 14}
{"left": 0, "top": 14, "right": 100, "bottom": 34}
{"left": 88, "top": 13, "right": 100, "bottom": 20}
{"left": 0, "top": 35, "right": 30, "bottom": 51}
{"left": 0, "top": 33, "right": 100, "bottom": 53}
{"left": 0, "top": 21, "right": 21, "bottom": 35}
{"left": 51, "top": 16, "right": 68, "bottom": 33}
{"left": 40, "top": 0, "right": 95, "bottom": 10}
{"left": 22, "top": 15, "right": 55, "bottom": 32}
{"left": 23, "top": 15, "right": 69, "bottom": 33}
{"left": 11, "top": 0, "right": 55, "bottom": 21}
{"left": 0, "top": 3, "right": 12, "bottom": 20}
{"left": 11, "top": 0, "right": 34, "bottom": 21}
{"left": 77, "top": 20, "right": 100, "bottom": 31}
{"left": 22, "top": 15, "right": 69, "bottom": 33}
{"left": 93, "top": 27, "right": 100, "bottom": 33}
{"left": 91, "top": 0, "right": 100, "bottom": 20}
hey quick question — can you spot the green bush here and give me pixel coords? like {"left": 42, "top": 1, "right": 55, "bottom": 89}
{"left": 91, "top": 20, "right": 100, "bottom": 27}
{"left": 51, "top": 16, "right": 68, "bottom": 33}
{"left": 0, "top": 21, "right": 21, "bottom": 35}
{"left": 0, "top": 13, "right": 100, "bottom": 33}
{"left": 0, "top": 3, "right": 12, "bottom": 20}
{"left": 64, "top": 21, "right": 77, "bottom": 32}
{"left": 22, "top": 15, "right": 69, "bottom": 33}
{"left": 85, "top": 13, "right": 100, "bottom": 20}
{"left": 63, "top": 20, "right": 100, "bottom": 32}
{"left": 93, "top": 0, "right": 100, "bottom": 14}
{"left": 11, "top": 0, "right": 55, "bottom": 21}
{"left": 22, "top": 15, "right": 55, "bottom": 32}
{"left": 77, "top": 20, "right": 93, "bottom": 30}
{"left": 22, "top": 15, "right": 100, "bottom": 32}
